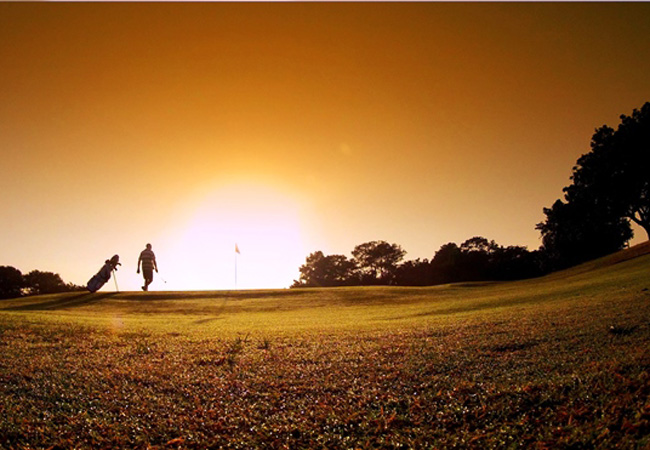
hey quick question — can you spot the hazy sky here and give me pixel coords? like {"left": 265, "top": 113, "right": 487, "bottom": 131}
{"left": 2, "top": 3, "right": 650, "bottom": 291}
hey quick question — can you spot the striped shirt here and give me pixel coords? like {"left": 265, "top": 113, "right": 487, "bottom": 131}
{"left": 139, "top": 249, "right": 156, "bottom": 271}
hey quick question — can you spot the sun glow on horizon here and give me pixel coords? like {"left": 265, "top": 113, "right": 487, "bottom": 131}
{"left": 158, "top": 182, "right": 310, "bottom": 291}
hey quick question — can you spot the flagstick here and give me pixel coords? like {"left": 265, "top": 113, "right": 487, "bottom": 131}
{"left": 235, "top": 248, "right": 238, "bottom": 290}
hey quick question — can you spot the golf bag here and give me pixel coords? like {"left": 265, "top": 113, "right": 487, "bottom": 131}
{"left": 87, "top": 255, "right": 121, "bottom": 293}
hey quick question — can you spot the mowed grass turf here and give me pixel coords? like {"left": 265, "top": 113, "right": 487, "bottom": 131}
{"left": 1, "top": 244, "right": 649, "bottom": 449}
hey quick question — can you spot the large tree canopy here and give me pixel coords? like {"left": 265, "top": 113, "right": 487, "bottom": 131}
{"left": 537, "top": 198, "right": 632, "bottom": 270}
{"left": 537, "top": 102, "right": 648, "bottom": 269}
{"left": 567, "top": 102, "right": 650, "bottom": 239}
{"left": 0, "top": 266, "right": 24, "bottom": 299}
{"left": 294, "top": 251, "right": 356, "bottom": 287}
{"left": 23, "top": 270, "right": 69, "bottom": 296}
{"left": 351, "top": 241, "right": 406, "bottom": 285}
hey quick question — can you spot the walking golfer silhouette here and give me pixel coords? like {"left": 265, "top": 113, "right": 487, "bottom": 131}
{"left": 137, "top": 243, "right": 158, "bottom": 291}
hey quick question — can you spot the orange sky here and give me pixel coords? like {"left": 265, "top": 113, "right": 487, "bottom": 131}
{"left": 1, "top": 3, "right": 649, "bottom": 290}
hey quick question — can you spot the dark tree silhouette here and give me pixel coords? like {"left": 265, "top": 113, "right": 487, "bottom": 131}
{"left": 0, "top": 266, "right": 25, "bottom": 299}
{"left": 490, "top": 245, "right": 542, "bottom": 281}
{"left": 535, "top": 103, "right": 650, "bottom": 269}
{"left": 537, "top": 198, "right": 632, "bottom": 270}
{"left": 351, "top": 241, "right": 406, "bottom": 285}
{"left": 430, "top": 242, "right": 462, "bottom": 284}
{"left": 459, "top": 237, "right": 498, "bottom": 281}
{"left": 566, "top": 102, "right": 650, "bottom": 239}
{"left": 427, "top": 238, "right": 543, "bottom": 284}
{"left": 394, "top": 258, "right": 432, "bottom": 286}
{"left": 460, "top": 236, "right": 498, "bottom": 254}
{"left": 293, "top": 251, "right": 356, "bottom": 287}
{"left": 24, "top": 270, "right": 69, "bottom": 296}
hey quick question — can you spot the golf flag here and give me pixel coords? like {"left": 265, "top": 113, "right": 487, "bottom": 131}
{"left": 235, "top": 243, "right": 240, "bottom": 254}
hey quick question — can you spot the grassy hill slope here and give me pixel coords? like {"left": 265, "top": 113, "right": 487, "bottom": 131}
{"left": 0, "top": 243, "right": 649, "bottom": 448}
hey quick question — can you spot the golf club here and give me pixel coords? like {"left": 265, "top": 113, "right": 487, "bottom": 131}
{"left": 112, "top": 269, "right": 119, "bottom": 292}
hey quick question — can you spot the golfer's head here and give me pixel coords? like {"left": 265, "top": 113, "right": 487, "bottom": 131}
{"left": 146, "top": 243, "right": 152, "bottom": 250}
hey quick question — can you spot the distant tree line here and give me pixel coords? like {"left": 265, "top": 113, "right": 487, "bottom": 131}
{"left": 292, "top": 238, "right": 543, "bottom": 288}
{"left": 0, "top": 266, "right": 84, "bottom": 299}
{"left": 295, "top": 101, "right": 650, "bottom": 287}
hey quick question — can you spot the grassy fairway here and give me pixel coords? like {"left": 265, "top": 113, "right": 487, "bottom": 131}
{"left": 1, "top": 245, "right": 649, "bottom": 449}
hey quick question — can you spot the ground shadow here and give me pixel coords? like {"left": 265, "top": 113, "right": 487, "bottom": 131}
{"left": 193, "top": 317, "right": 224, "bottom": 325}
{"left": 117, "top": 289, "right": 321, "bottom": 302}
{"left": 2, "top": 292, "right": 118, "bottom": 311}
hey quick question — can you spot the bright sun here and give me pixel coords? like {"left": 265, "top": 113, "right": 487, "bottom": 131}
{"left": 159, "top": 182, "right": 309, "bottom": 291}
